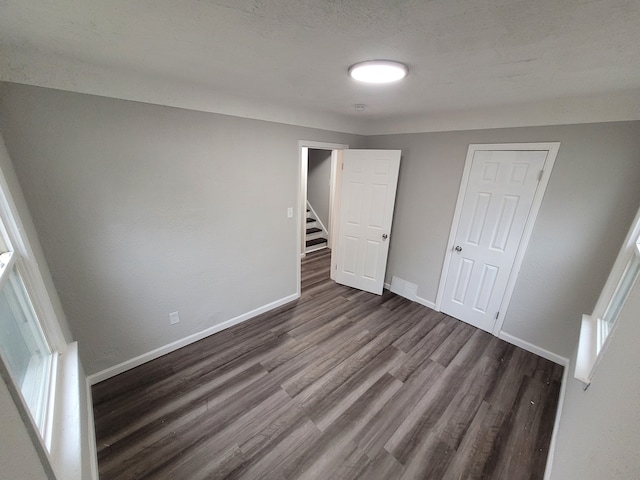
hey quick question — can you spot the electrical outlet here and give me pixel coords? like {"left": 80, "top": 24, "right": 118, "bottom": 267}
{"left": 169, "top": 311, "right": 180, "bottom": 325}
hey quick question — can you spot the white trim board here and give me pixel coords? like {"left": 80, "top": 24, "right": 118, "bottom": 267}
{"left": 543, "top": 359, "right": 570, "bottom": 480}
{"left": 498, "top": 331, "right": 569, "bottom": 366}
{"left": 415, "top": 295, "right": 437, "bottom": 311}
{"left": 384, "top": 279, "right": 437, "bottom": 310}
{"left": 85, "top": 378, "right": 99, "bottom": 480}
{"left": 88, "top": 293, "right": 299, "bottom": 385}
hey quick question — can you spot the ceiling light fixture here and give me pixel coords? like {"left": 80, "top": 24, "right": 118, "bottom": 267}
{"left": 348, "top": 60, "right": 408, "bottom": 84}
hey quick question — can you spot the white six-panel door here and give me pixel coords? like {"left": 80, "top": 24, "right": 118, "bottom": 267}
{"left": 439, "top": 148, "right": 551, "bottom": 333}
{"left": 333, "top": 149, "right": 401, "bottom": 295}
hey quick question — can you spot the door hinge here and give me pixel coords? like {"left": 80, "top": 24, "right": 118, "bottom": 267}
{"left": 335, "top": 264, "right": 337, "bottom": 270}
{"left": 341, "top": 162, "right": 344, "bottom": 170}
{"left": 538, "top": 170, "right": 544, "bottom": 181}
{"left": 495, "top": 311, "right": 500, "bottom": 319}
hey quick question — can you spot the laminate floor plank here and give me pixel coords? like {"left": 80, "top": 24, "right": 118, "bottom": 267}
{"left": 481, "top": 375, "right": 549, "bottom": 480}
{"left": 94, "top": 331, "right": 281, "bottom": 434}
{"left": 353, "top": 359, "right": 445, "bottom": 457}
{"left": 429, "top": 321, "right": 478, "bottom": 367}
{"left": 268, "top": 296, "right": 350, "bottom": 338}
{"left": 395, "top": 355, "right": 503, "bottom": 479}
{"left": 97, "top": 361, "right": 269, "bottom": 456}
{"left": 325, "top": 446, "right": 370, "bottom": 480}
{"left": 304, "top": 346, "right": 405, "bottom": 431}
{"left": 390, "top": 318, "right": 458, "bottom": 382}
{"left": 441, "top": 401, "right": 506, "bottom": 480}
{"left": 357, "top": 451, "right": 405, "bottom": 479}
{"left": 281, "top": 330, "right": 375, "bottom": 398}
{"left": 93, "top": 248, "right": 562, "bottom": 479}
{"left": 385, "top": 356, "right": 493, "bottom": 466}
{"left": 392, "top": 308, "right": 445, "bottom": 353}
{"left": 233, "top": 417, "right": 321, "bottom": 480}
{"left": 291, "top": 321, "right": 413, "bottom": 409}
{"left": 100, "top": 381, "right": 289, "bottom": 479}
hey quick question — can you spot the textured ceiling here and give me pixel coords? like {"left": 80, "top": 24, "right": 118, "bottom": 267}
{"left": 1, "top": 0, "right": 639, "bottom": 134}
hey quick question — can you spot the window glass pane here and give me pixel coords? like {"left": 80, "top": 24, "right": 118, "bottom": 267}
{"left": 0, "top": 265, "right": 52, "bottom": 431}
{"left": 599, "top": 256, "right": 640, "bottom": 350}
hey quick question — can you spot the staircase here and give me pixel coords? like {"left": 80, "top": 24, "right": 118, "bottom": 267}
{"left": 305, "top": 207, "right": 328, "bottom": 253}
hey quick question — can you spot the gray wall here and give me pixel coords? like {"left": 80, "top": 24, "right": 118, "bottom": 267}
{"left": 0, "top": 83, "right": 364, "bottom": 375}
{"left": 365, "top": 122, "right": 640, "bottom": 359}
{"left": 2, "top": 81, "right": 639, "bottom": 375}
{"left": 550, "top": 279, "right": 640, "bottom": 479}
{"left": 307, "top": 148, "right": 331, "bottom": 229}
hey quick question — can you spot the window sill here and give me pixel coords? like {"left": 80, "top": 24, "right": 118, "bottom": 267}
{"left": 47, "top": 342, "right": 83, "bottom": 480}
{"left": 575, "top": 314, "right": 596, "bottom": 385}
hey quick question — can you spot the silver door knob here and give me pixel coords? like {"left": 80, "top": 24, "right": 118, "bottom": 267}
{"left": 454, "top": 245, "right": 462, "bottom": 252}
{"left": 382, "top": 234, "right": 388, "bottom": 241}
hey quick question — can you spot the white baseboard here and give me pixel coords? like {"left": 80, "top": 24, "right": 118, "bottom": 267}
{"left": 415, "top": 295, "right": 437, "bottom": 310}
{"left": 88, "top": 293, "right": 299, "bottom": 385}
{"left": 385, "top": 277, "right": 437, "bottom": 311}
{"left": 543, "top": 358, "right": 570, "bottom": 480}
{"left": 498, "top": 332, "right": 569, "bottom": 366}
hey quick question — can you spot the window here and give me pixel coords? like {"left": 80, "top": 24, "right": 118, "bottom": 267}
{"left": 0, "top": 152, "right": 84, "bottom": 478}
{"left": 575, "top": 205, "right": 640, "bottom": 384}
{"left": 0, "top": 250, "right": 55, "bottom": 434}
{"left": 0, "top": 139, "right": 87, "bottom": 479}
{"left": 0, "top": 189, "right": 64, "bottom": 445}
{"left": 598, "top": 249, "right": 640, "bottom": 341}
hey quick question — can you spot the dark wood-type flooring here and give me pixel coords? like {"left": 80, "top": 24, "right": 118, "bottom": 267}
{"left": 93, "top": 249, "right": 563, "bottom": 479}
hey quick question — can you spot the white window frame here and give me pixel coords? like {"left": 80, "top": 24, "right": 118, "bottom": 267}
{"left": 0, "top": 151, "right": 86, "bottom": 478}
{"left": 0, "top": 250, "right": 56, "bottom": 433}
{"left": 575, "top": 205, "right": 640, "bottom": 385}
{"left": 0, "top": 181, "right": 67, "bottom": 353}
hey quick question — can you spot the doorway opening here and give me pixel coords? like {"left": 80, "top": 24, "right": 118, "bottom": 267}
{"left": 297, "top": 141, "right": 348, "bottom": 297}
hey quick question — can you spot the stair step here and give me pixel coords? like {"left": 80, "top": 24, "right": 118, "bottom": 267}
{"left": 306, "top": 217, "right": 315, "bottom": 223}
{"left": 306, "top": 231, "right": 324, "bottom": 241}
{"left": 306, "top": 237, "right": 327, "bottom": 248}
{"left": 306, "top": 227, "right": 322, "bottom": 234}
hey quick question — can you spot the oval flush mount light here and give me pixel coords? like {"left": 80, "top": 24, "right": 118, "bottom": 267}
{"left": 348, "top": 60, "right": 408, "bottom": 84}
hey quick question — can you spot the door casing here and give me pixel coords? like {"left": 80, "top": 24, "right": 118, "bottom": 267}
{"left": 435, "top": 142, "right": 560, "bottom": 336}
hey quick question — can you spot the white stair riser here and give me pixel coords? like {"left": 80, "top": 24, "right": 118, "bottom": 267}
{"left": 305, "top": 243, "right": 327, "bottom": 254}
{"left": 306, "top": 231, "right": 325, "bottom": 241}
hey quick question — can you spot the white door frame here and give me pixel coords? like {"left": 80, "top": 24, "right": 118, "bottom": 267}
{"left": 298, "top": 141, "right": 348, "bottom": 296}
{"left": 435, "top": 142, "right": 560, "bottom": 336}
